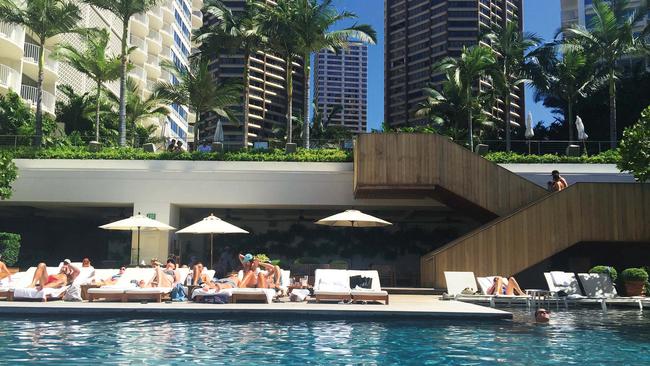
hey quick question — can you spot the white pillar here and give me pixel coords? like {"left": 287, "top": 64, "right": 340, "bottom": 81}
{"left": 130, "top": 202, "right": 180, "bottom": 265}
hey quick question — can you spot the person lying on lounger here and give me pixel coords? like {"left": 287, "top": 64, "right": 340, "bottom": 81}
{"left": 258, "top": 261, "right": 282, "bottom": 290}
{"left": 202, "top": 272, "right": 241, "bottom": 292}
{"left": 487, "top": 276, "right": 526, "bottom": 296}
{"left": 95, "top": 266, "right": 126, "bottom": 286}
{"left": 27, "top": 259, "right": 80, "bottom": 289}
{"left": 139, "top": 259, "right": 180, "bottom": 288}
{"left": 0, "top": 257, "right": 12, "bottom": 281}
{"left": 187, "top": 261, "right": 211, "bottom": 286}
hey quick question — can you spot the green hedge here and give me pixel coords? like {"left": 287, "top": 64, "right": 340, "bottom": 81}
{"left": 5, "top": 146, "right": 353, "bottom": 162}
{"left": 0, "top": 232, "right": 21, "bottom": 267}
{"left": 620, "top": 268, "right": 649, "bottom": 282}
{"left": 589, "top": 265, "right": 618, "bottom": 282}
{"left": 484, "top": 150, "right": 621, "bottom": 164}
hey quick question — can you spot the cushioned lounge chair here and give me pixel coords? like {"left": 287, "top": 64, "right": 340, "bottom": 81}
{"left": 0, "top": 267, "right": 36, "bottom": 301}
{"left": 88, "top": 268, "right": 150, "bottom": 302}
{"left": 123, "top": 267, "right": 191, "bottom": 302}
{"left": 544, "top": 271, "right": 586, "bottom": 299}
{"left": 314, "top": 269, "right": 351, "bottom": 303}
{"left": 13, "top": 263, "right": 95, "bottom": 301}
{"left": 443, "top": 272, "right": 531, "bottom": 307}
{"left": 348, "top": 270, "right": 389, "bottom": 305}
{"left": 576, "top": 273, "right": 644, "bottom": 310}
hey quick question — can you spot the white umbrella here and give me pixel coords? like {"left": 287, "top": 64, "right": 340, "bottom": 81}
{"left": 100, "top": 213, "right": 176, "bottom": 265}
{"left": 576, "top": 115, "right": 588, "bottom": 141}
{"left": 315, "top": 209, "right": 392, "bottom": 227}
{"left": 213, "top": 120, "right": 224, "bottom": 143}
{"left": 525, "top": 112, "right": 535, "bottom": 139}
{"left": 176, "top": 214, "right": 248, "bottom": 268}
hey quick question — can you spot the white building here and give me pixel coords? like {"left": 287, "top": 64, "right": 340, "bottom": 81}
{"left": 0, "top": 0, "right": 203, "bottom": 146}
{"left": 314, "top": 42, "right": 368, "bottom": 133}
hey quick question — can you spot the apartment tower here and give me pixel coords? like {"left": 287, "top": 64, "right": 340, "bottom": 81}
{"left": 314, "top": 42, "right": 368, "bottom": 134}
{"left": 202, "top": 0, "right": 305, "bottom": 149}
{"left": 384, "top": 0, "right": 524, "bottom": 128}
{"left": 0, "top": 0, "right": 203, "bottom": 146}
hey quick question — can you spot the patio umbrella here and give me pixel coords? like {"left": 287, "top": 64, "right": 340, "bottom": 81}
{"left": 315, "top": 209, "right": 392, "bottom": 227}
{"left": 213, "top": 120, "right": 224, "bottom": 143}
{"left": 576, "top": 115, "right": 588, "bottom": 141}
{"left": 100, "top": 213, "right": 176, "bottom": 265}
{"left": 176, "top": 214, "right": 248, "bottom": 268}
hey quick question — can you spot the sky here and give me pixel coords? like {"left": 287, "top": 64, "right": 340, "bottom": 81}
{"left": 325, "top": 0, "right": 561, "bottom": 131}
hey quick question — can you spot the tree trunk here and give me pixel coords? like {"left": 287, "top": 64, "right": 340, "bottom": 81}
{"left": 286, "top": 56, "right": 294, "bottom": 144}
{"left": 609, "top": 70, "right": 617, "bottom": 149}
{"left": 303, "top": 52, "right": 310, "bottom": 149}
{"left": 505, "top": 92, "right": 512, "bottom": 152}
{"left": 243, "top": 51, "right": 251, "bottom": 149}
{"left": 119, "top": 23, "right": 129, "bottom": 147}
{"left": 567, "top": 99, "right": 573, "bottom": 143}
{"left": 34, "top": 39, "right": 46, "bottom": 147}
{"left": 95, "top": 80, "right": 102, "bottom": 142}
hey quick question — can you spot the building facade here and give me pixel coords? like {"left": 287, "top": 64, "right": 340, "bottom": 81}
{"left": 0, "top": 0, "right": 203, "bottom": 146}
{"left": 384, "top": 0, "right": 524, "bottom": 128}
{"left": 314, "top": 42, "right": 368, "bottom": 134}
{"left": 202, "top": 0, "right": 305, "bottom": 149}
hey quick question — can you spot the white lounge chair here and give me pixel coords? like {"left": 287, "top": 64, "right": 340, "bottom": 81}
{"left": 544, "top": 271, "right": 586, "bottom": 299}
{"left": 348, "top": 270, "right": 389, "bottom": 304}
{"left": 314, "top": 269, "right": 351, "bottom": 303}
{"left": 123, "top": 267, "right": 190, "bottom": 302}
{"left": 13, "top": 263, "right": 95, "bottom": 301}
{"left": 443, "top": 271, "right": 479, "bottom": 296}
{"left": 577, "top": 273, "right": 617, "bottom": 298}
{"left": 88, "top": 268, "right": 150, "bottom": 302}
{"left": 0, "top": 267, "right": 36, "bottom": 300}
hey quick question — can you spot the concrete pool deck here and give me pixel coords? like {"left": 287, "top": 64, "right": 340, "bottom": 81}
{"left": 0, "top": 295, "right": 512, "bottom": 320}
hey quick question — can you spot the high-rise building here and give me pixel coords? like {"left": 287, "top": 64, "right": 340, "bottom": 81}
{"left": 314, "top": 42, "right": 368, "bottom": 134}
{"left": 202, "top": 0, "right": 305, "bottom": 149}
{"left": 384, "top": 0, "right": 524, "bottom": 128}
{"left": 0, "top": 0, "right": 202, "bottom": 146}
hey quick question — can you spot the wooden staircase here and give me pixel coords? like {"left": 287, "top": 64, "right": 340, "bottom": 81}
{"left": 354, "top": 134, "right": 650, "bottom": 288}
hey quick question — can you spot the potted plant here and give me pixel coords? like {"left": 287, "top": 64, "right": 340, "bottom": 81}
{"left": 588, "top": 265, "right": 617, "bottom": 282}
{"left": 620, "top": 268, "right": 648, "bottom": 296}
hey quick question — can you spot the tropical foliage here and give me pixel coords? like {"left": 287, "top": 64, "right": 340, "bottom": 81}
{"left": 0, "top": 0, "right": 81, "bottom": 146}
{"left": 0, "top": 151, "right": 18, "bottom": 200}
{"left": 617, "top": 105, "right": 650, "bottom": 182}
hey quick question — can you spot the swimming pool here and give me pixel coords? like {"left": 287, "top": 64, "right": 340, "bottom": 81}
{"left": 1, "top": 309, "right": 649, "bottom": 364}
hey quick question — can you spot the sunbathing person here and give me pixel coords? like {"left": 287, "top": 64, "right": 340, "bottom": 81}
{"left": 258, "top": 261, "right": 282, "bottom": 289}
{"left": 0, "top": 258, "right": 12, "bottom": 281}
{"left": 239, "top": 253, "right": 260, "bottom": 288}
{"left": 140, "top": 259, "right": 180, "bottom": 288}
{"left": 28, "top": 259, "right": 80, "bottom": 289}
{"left": 202, "top": 272, "right": 241, "bottom": 291}
{"left": 95, "top": 266, "right": 126, "bottom": 286}
{"left": 188, "top": 262, "right": 211, "bottom": 286}
{"left": 487, "top": 276, "right": 526, "bottom": 296}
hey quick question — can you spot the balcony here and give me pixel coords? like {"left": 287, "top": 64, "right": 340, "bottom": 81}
{"left": 20, "top": 85, "right": 55, "bottom": 115}
{"left": 160, "top": 24, "right": 173, "bottom": 46}
{"left": 161, "top": 1, "right": 174, "bottom": 23}
{"left": 192, "top": 0, "right": 203, "bottom": 10}
{"left": 148, "top": 6, "right": 164, "bottom": 29}
{"left": 146, "top": 30, "right": 162, "bottom": 54}
{"left": 0, "top": 64, "right": 21, "bottom": 93}
{"left": 128, "top": 65, "right": 147, "bottom": 89}
{"left": 160, "top": 46, "right": 172, "bottom": 63}
{"left": 130, "top": 13, "right": 149, "bottom": 37}
{"left": 191, "top": 10, "right": 202, "bottom": 28}
{"left": 22, "top": 42, "right": 58, "bottom": 81}
{"left": 129, "top": 34, "right": 148, "bottom": 63}
{"left": 0, "top": 22, "right": 24, "bottom": 58}
{"left": 145, "top": 54, "right": 161, "bottom": 79}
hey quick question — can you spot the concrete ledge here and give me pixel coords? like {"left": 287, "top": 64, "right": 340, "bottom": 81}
{"left": 0, "top": 295, "right": 512, "bottom": 320}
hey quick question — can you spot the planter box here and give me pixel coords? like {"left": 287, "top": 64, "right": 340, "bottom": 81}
{"left": 624, "top": 280, "right": 645, "bottom": 296}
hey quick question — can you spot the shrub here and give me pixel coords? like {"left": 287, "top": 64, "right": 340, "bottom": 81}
{"left": 620, "top": 268, "right": 649, "bottom": 282}
{"left": 618, "top": 105, "right": 650, "bottom": 182}
{"left": 0, "top": 151, "right": 18, "bottom": 200}
{"left": 293, "top": 257, "right": 320, "bottom": 265}
{"left": 484, "top": 150, "right": 621, "bottom": 164}
{"left": 0, "top": 232, "right": 21, "bottom": 267}
{"left": 589, "top": 265, "right": 618, "bottom": 282}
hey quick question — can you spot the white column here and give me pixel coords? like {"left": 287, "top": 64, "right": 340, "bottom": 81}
{"left": 130, "top": 202, "right": 180, "bottom": 265}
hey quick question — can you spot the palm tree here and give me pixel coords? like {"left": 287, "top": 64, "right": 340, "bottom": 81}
{"left": 432, "top": 46, "right": 496, "bottom": 150}
{"left": 109, "top": 78, "right": 169, "bottom": 146}
{"left": 290, "top": 0, "right": 376, "bottom": 148}
{"left": 562, "top": 0, "right": 649, "bottom": 148}
{"left": 531, "top": 43, "right": 604, "bottom": 142}
{"left": 255, "top": 0, "right": 302, "bottom": 145}
{"left": 0, "top": 0, "right": 81, "bottom": 146}
{"left": 53, "top": 29, "right": 124, "bottom": 142}
{"left": 196, "top": 0, "right": 265, "bottom": 148}
{"left": 82, "top": 0, "right": 161, "bottom": 147}
{"left": 154, "top": 57, "right": 241, "bottom": 144}
{"left": 484, "top": 22, "right": 541, "bottom": 152}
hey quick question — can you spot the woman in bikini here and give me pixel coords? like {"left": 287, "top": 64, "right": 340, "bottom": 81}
{"left": 203, "top": 271, "right": 241, "bottom": 291}
{"left": 28, "top": 260, "right": 80, "bottom": 289}
{"left": 487, "top": 276, "right": 526, "bottom": 296}
{"left": 140, "top": 259, "right": 180, "bottom": 288}
{"left": 0, "top": 257, "right": 12, "bottom": 282}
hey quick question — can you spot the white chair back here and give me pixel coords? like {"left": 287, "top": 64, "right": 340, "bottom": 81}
{"left": 578, "top": 273, "right": 617, "bottom": 298}
{"left": 444, "top": 271, "right": 478, "bottom": 295}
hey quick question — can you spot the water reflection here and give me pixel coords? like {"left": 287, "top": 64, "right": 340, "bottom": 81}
{"left": 0, "top": 310, "right": 649, "bottom": 365}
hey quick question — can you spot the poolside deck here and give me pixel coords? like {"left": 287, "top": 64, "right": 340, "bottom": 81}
{"left": 0, "top": 295, "right": 511, "bottom": 320}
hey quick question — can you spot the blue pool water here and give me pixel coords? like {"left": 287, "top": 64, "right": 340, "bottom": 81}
{"left": 0, "top": 309, "right": 649, "bottom": 365}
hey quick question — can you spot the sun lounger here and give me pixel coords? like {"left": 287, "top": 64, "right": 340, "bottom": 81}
{"left": 0, "top": 267, "right": 36, "bottom": 300}
{"left": 88, "top": 268, "right": 149, "bottom": 302}
{"left": 443, "top": 272, "right": 531, "bottom": 307}
{"left": 12, "top": 264, "right": 95, "bottom": 301}
{"left": 544, "top": 271, "right": 586, "bottom": 299}
{"left": 577, "top": 273, "right": 617, "bottom": 298}
{"left": 443, "top": 271, "right": 479, "bottom": 296}
{"left": 348, "top": 270, "right": 389, "bottom": 304}
{"left": 314, "top": 269, "right": 352, "bottom": 303}
{"left": 122, "top": 267, "right": 191, "bottom": 302}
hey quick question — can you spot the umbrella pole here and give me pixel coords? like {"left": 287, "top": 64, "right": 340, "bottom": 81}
{"left": 137, "top": 227, "right": 141, "bottom": 266}
{"left": 210, "top": 233, "right": 214, "bottom": 269}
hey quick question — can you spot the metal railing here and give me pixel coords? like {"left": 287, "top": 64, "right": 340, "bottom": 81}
{"left": 479, "top": 140, "right": 616, "bottom": 155}
{"left": 0, "top": 22, "right": 22, "bottom": 44}
{"left": 131, "top": 13, "right": 149, "bottom": 26}
{"left": 129, "top": 34, "right": 147, "bottom": 54}
{"left": 0, "top": 64, "right": 20, "bottom": 90}
{"left": 23, "top": 42, "right": 58, "bottom": 71}
{"left": 20, "top": 85, "right": 55, "bottom": 114}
